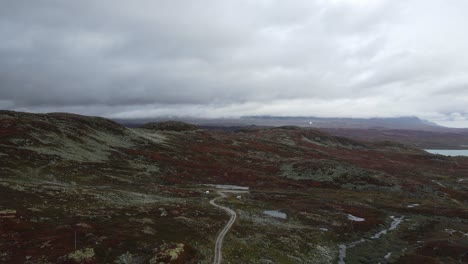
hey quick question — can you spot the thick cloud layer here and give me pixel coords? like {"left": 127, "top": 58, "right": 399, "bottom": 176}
{"left": 1, "top": 0, "right": 468, "bottom": 127}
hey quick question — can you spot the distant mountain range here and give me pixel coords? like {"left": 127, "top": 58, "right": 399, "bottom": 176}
{"left": 115, "top": 116, "right": 468, "bottom": 149}
{"left": 241, "top": 116, "right": 447, "bottom": 130}
{"left": 116, "top": 116, "right": 451, "bottom": 131}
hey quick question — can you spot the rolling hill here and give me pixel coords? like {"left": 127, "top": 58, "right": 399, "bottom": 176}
{"left": 1, "top": 110, "right": 467, "bottom": 263}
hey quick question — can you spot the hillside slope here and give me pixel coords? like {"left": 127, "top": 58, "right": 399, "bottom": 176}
{"left": 320, "top": 127, "right": 468, "bottom": 150}
{"left": 1, "top": 111, "right": 467, "bottom": 263}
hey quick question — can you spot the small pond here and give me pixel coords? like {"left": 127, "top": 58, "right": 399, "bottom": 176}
{"left": 263, "top": 210, "right": 287, "bottom": 219}
{"left": 212, "top": 184, "right": 249, "bottom": 190}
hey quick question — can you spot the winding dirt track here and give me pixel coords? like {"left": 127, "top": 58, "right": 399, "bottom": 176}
{"left": 209, "top": 191, "right": 243, "bottom": 264}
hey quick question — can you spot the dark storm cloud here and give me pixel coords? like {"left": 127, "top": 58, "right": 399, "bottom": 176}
{"left": 1, "top": 0, "right": 468, "bottom": 126}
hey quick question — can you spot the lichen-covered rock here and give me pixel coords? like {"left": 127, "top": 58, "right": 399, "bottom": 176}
{"left": 60, "top": 248, "right": 95, "bottom": 263}
{"left": 149, "top": 243, "right": 185, "bottom": 264}
{"left": 142, "top": 226, "right": 156, "bottom": 235}
{"left": 24, "top": 255, "right": 52, "bottom": 264}
{"left": 0, "top": 209, "right": 16, "bottom": 218}
{"left": 114, "top": 252, "right": 144, "bottom": 264}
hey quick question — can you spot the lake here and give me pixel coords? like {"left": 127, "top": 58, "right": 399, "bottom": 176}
{"left": 425, "top": 149, "right": 468, "bottom": 157}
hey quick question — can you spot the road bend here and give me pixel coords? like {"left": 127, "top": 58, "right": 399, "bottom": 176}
{"left": 209, "top": 191, "right": 246, "bottom": 264}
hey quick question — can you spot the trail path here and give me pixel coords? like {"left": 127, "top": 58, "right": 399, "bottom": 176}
{"left": 209, "top": 190, "right": 248, "bottom": 264}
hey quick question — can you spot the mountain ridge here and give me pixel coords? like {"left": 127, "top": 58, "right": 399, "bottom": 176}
{"left": 115, "top": 115, "right": 461, "bottom": 131}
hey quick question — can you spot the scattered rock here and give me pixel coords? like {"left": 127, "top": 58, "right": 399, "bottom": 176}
{"left": 130, "top": 218, "right": 154, "bottom": 224}
{"left": 149, "top": 243, "right": 185, "bottom": 264}
{"left": 142, "top": 226, "right": 156, "bottom": 235}
{"left": 76, "top": 222, "right": 92, "bottom": 229}
{"left": 0, "top": 252, "right": 9, "bottom": 262}
{"left": 60, "top": 248, "right": 95, "bottom": 263}
{"left": 114, "top": 252, "right": 144, "bottom": 264}
{"left": 0, "top": 209, "right": 16, "bottom": 218}
{"left": 24, "top": 255, "right": 52, "bottom": 264}
{"left": 159, "top": 208, "right": 168, "bottom": 217}
{"left": 258, "top": 259, "right": 275, "bottom": 264}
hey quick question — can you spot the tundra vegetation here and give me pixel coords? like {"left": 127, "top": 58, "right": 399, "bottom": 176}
{"left": 0, "top": 111, "right": 467, "bottom": 263}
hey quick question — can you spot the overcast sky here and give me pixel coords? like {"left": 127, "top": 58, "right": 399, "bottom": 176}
{"left": 1, "top": 0, "right": 468, "bottom": 127}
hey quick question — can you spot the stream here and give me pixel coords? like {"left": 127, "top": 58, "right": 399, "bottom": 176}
{"left": 338, "top": 216, "right": 405, "bottom": 264}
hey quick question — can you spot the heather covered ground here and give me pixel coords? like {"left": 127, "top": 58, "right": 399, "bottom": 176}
{"left": 1, "top": 111, "right": 467, "bottom": 263}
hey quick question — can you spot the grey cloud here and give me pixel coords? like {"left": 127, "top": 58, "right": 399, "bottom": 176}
{"left": 1, "top": 0, "right": 468, "bottom": 127}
